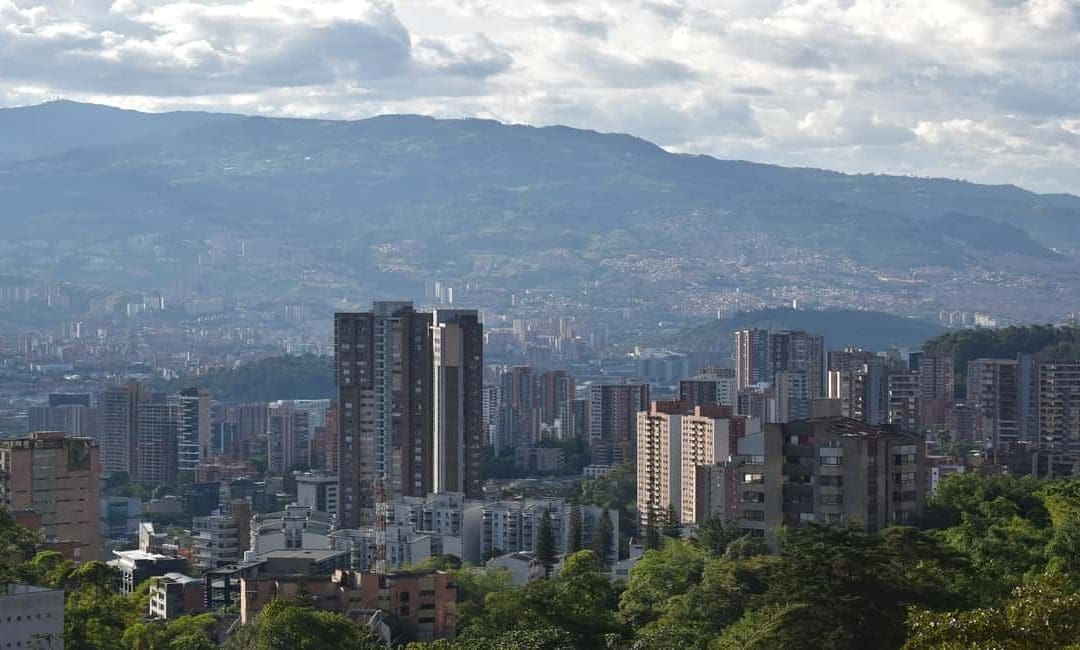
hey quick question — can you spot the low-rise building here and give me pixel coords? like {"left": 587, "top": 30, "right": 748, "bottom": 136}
{"left": 110, "top": 549, "right": 188, "bottom": 594}
{"left": 149, "top": 573, "right": 204, "bottom": 620}
{"left": 0, "top": 584, "right": 64, "bottom": 650}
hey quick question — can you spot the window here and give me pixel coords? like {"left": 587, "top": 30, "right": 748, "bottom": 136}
{"left": 819, "top": 475, "right": 843, "bottom": 487}
{"left": 743, "top": 509, "right": 765, "bottom": 521}
{"left": 820, "top": 456, "right": 843, "bottom": 466}
{"left": 820, "top": 494, "right": 843, "bottom": 505}
{"left": 893, "top": 454, "right": 916, "bottom": 465}
{"left": 742, "top": 473, "right": 764, "bottom": 484}
{"left": 741, "top": 491, "right": 765, "bottom": 503}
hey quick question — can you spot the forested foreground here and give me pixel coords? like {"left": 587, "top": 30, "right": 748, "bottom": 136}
{"left": 5, "top": 472, "right": 1080, "bottom": 649}
{"left": 410, "top": 472, "right": 1080, "bottom": 650}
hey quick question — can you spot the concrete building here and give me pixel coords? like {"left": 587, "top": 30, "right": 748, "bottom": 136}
{"left": 28, "top": 401, "right": 97, "bottom": 439}
{"left": 734, "top": 418, "right": 925, "bottom": 547}
{"left": 918, "top": 354, "right": 955, "bottom": 427}
{"left": 480, "top": 499, "right": 618, "bottom": 565}
{"left": 1036, "top": 362, "right": 1080, "bottom": 476}
{"left": 100, "top": 382, "right": 143, "bottom": 477}
{"left": 679, "top": 368, "right": 737, "bottom": 410}
{"left": 191, "top": 514, "right": 240, "bottom": 570}
{"left": 295, "top": 471, "right": 339, "bottom": 519}
{"left": 0, "top": 431, "right": 102, "bottom": 562}
{"left": 636, "top": 402, "right": 750, "bottom": 526}
{"left": 515, "top": 446, "right": 565, "bottom": 474}
{"left": 775, "top": 372, "right": 812, "bottom": 423}
{"left": 486, "top": 552, "right": 544, "bottom": 586}
{"left": 250, "top": 505, "right": 335, "bottom": 554}
{"left": 967, "top": 359, "right": 1021, "bottom": 452}
{"left": 267, "top": 401, "right": 311, "bottom": 476}
{"left": 0, "top": 584, "right": 64, "bottom": 650}
{"left": 177, "top": 388, "right": 211, "bottom": 483}
{"left": 241, "top": 567, "right": 457, "bottom": 642}
{"left": 537, "top": 370, "right": 575, "bottom": 439}
{"left": 497, "top": 366, "right": 538, "bottom": 453}
{"left": 887, "top": 371, "right": 920, "bottom": 431}
{"left": 149, "top": 573, "right": 204, "bottom": 620}
{"left": 735, "top": 329, "right": 769, "bottom": 390}
{"left": 336, "top": 302, "right": 434, "bottom": 528}
{"left": 432, "top": 310, "right": 484, "bottom": 498}
{"left": 767, "top": 331, "right": 826, "bottom": 399}
{"left": 589, "top": 382, "right": 650, "bottom": 467}
{"left": 135, "top": 400, "right": 179, "bottom": 485}
{"left": 111, "top": 550, "right": 188, "bottom": 594}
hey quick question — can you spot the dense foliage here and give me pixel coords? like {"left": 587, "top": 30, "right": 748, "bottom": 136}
{"left": 406, "top": 472, "right": 1080, "bottom": 650}
{"left": 161, "top": 354, "right": 333, "bottom": 402}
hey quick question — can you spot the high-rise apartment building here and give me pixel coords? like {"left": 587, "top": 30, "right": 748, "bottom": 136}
{"left": 177, "top": 388, "right": 211, "bottom": 482}
{"left": 0, "top": 431, "right": 102, "bottom": 561}
{"left": 735, "top": 329, "right": 769, "bottom": 390}
{"left": 537, "top": 370, "right": 575, "bottom": 438}
{"left": 267, "top": 401, "right": 312, "bottom": 477}
{"left": 734, "top": 418, "right": 925, "bottom": 546}
{"left": 768, "top": 331, "right": 826, "bottom": 398}
{"left": 590, "top": 382, "right": 650, "bottom": 467}
{"left": 29, "top": 394, "right": 97, "bottom": 439}
{"left": 887, "top": 371, "right": 920, "bottom": 431}
{"left": 679, "top": 368, "right": 737, "bottom": 410}
{"left": 918, "top": 354, "right": 955, "bottom": 426}
{"left": 1036, "top": 362, "right": 1080, "bottom": 476}
{"left": 136, "top": 400, "right": 180, "bottom": 485}
{"left": 432, "top": 309, "right": 484, "bottom": 498}
{"left": 497, "top": 366, "right": 538, "bottom": 452}
{"left": 967, "top": 359, "right": 1020, "bottom": 451}
{"left": 775, "top": 372, "right": 812, "bottom": 423}
{"left": 100, "top": 382, "right": 143, "bottom": 477}
{"left": 482, "top": 385, "right": 499, "bottom": 447}
{"left": 336, "top": 303, "right": 434, "bottom": 528}
{"left": 636, "top": 401, "right": 747, "bottom": 526}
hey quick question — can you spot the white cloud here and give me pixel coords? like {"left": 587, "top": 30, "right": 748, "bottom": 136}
{"left": 1, "top": 0, "right": 1078, "bottom": 193}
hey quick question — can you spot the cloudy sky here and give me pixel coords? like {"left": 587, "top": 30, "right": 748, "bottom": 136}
{"left": 1, "top": 0, "right": 1078, "bottom": 193}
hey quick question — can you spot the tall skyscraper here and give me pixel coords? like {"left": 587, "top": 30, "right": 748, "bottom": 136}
{"left": 636, "top": 401, "right": 746, "bottom": 526}
{"left": 135, "top": 399, "right": 179, "bottom": 485}
{"left": 735, "top": 329, "right": 769, "bottom": 390}
{"left": 918, "top": 354, "right": 955, "bottom": 427}
{"left": 267, "top": 401, "right": 312, "bottom": 477}
{"left": 100, "top": 382, "right": 143, "bottom": 478}
{"left": 775, "top": 372, "right": 812, "bottom": 423}
{"left": 967, "top": 358, "right": 1020, "bottom": 451}
{"left": 768, "top": 331, "right": 825, "bottom": 398}
{"left": 177, "top": 388, "right": 211, "bottom": 483}
{"left": 432, "top": 309, "right": 484, "bottom": 498}
{"left": 497, "top": 366, "right": 537, "bottom": 452}
{"left": 1037, "top": 362, "right": 1080, "bottom": 476}
{"left": 336, "top": 302, "right": 434, "bottom": 528}
{"left": 537, "top": 370, "right": 575, "bottom": 438}
{"left": 0, "top": 431, "right": 102, "bottom": 561}
{"left": 589, "top": 382, "right": 650, "bottom": 466}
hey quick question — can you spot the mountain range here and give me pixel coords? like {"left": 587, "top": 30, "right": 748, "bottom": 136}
{"left": 2, "top": 100, "right": 1078, "bottom": 327}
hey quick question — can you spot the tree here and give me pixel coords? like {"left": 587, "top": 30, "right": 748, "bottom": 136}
{"left": 618, "top": 540, "right": 708, "bottom": 629}
{"left": 662, "top": 504, "right": 681, "bottom": 539}
{"left": 644, "top": 517, "right": 662, "bottom": 551}
{"left": 461, "top": 550, "right": 626, "bottom": 648}
{"left": 590, "top": 508, "right": 614, "bottom": 566}
{"left": 534, "top": 508, "right": 557, "bottom": 578}
{"left": 695, "top": 514, "right": 742, "bottom": 557}
{"left": 567, "top": 504, "right": 583, "bottom": 554}
{"left": 0, "top": 509, "right": 40, "bottom": 583}
{"left": 905, "top": 574, "right": 1080, "bottom": 649}
{"left": 224, "top": 598, "right": 380, "bottom": 650}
